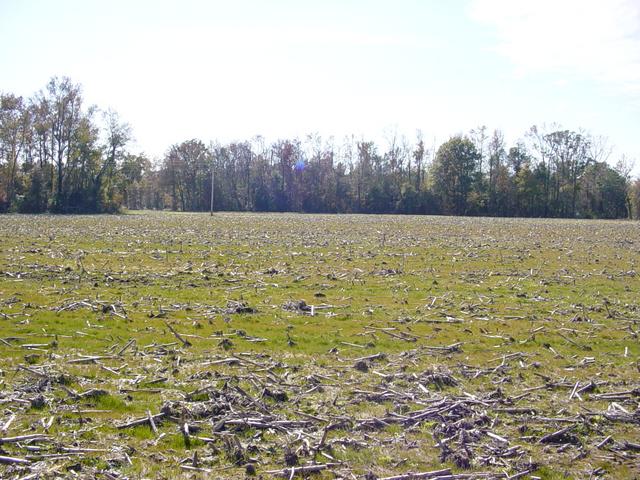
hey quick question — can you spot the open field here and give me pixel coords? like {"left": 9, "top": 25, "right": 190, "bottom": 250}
{"left": 0, "top": 212, "right": 638, "bottom": 479}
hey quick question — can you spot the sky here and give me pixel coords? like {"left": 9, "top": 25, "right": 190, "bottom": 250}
{"left": 1, "top": 0, "right": 639, "bottom": 170}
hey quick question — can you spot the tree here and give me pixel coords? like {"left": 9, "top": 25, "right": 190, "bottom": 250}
{"left": 543, "top": 130, "right": 590, "bottom": 217}
{"left": 271, "top": 140, "right": 300, "bottom": 211}
{"left": 119, "top": 153, "right": 151, "bottom": 209}
{"left": 526, "top": 125, "right": 553, "bottom": 216}
{"left": 228, "top": 142, "right": 253, "bottom": 210}
{"left": 578, "top": 162, "right": 628, "bottom": 218}
{"left": 470, "top": 125, "right": 488, "bottom": 177}
{"left": 0, "top": 94, "right": 28, "bottom": 211}
{"left": 2, "top": 77, "right": 638, "bottom": 220}
{"left": 396, "top": 182, "right": 421, "bottom": 214}
{"left": 412, "top": 133, "right": 426, "bottom": 191}
{"left": 65, "top": 108, "right": 101, "bottom": 211}
{"left": 432, "top": 136, "right": 480, "bottom": 215}
{"left": 614, "top": 155, "right": 635, "bottom": 219}
{"left": 486, "top": 130, "right": 506, "bottom": 213}
{"left": 353, "top": 141, "right": 375, "bottom": 212}
{"left": 39, "top": 77, "right": 84, "bottom": 211}
{"left": 163, "top": 139, "right": 209, "bottom": 211}
{"left": 630, "top": 179, "right": 640, "bottom": 220}
{"left": 96, "top": 110, "right": 131, "bottom": 210}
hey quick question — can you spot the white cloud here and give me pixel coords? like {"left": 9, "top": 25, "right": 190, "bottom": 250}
{"left": 469, "top": 0, "right": 640, "bottom": 97}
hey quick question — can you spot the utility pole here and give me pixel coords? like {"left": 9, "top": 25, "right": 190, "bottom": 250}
{"left": 210, "top": 156, "right": 215, "bottom": 216}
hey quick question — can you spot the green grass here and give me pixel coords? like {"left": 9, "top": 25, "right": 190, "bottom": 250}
{"left": 0, "top": 212, "right": 638, "bottom": 479}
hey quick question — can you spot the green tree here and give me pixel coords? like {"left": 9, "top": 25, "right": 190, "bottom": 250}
{"left": 0, "top": 94, "right": 29, "bottom": 211}
{"left": 119, "top": 153, "right": 151, "bottom": 209}
{"left": 578, "top": 162, "right": 628, "bottom": 218}
{"left": 543, "top": 130, "right": 590, "bottom": 217}
{"left": 163, "top": 139, "right": 209, "bottom": 211}
{"left": 486, "top": 130, "right": 506, "bottom": 212}
{"left": 432, "top": 136, "right": 480, "bottom": 215}
{"left": 39, "top": 77, "right": 84, "bottom": 211}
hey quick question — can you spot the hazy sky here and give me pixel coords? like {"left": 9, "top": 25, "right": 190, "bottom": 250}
{"left": 1, "top": 0, "right": 639, "bottom": 167}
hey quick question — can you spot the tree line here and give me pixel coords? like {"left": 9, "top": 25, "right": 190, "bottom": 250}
{"left": 1, "top": 77, "right": 639, "bottom": 219}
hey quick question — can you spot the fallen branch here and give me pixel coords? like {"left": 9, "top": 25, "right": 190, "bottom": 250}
{"left": 0, "top": 434, "right": 51, "bottom": 444}
{"left": 117, "top": 412, "right": 166, "bottom": 429}
{"left": 538, "top": 425, "right": 576, "bottom": 444}
{"left": 164, "top": 321, "right": 192, "bottom": 347}
{"left": 264, "top": 462, "right": 341, "bottom": 477}
{"left": 0, "top": 454, "right": 30, "bottom": 464}
{"left": 378, "top": 468, "right": 452, "bottom": 480}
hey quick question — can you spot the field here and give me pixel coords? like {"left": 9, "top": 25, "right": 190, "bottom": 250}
{"left": 0, "top": 212, "right": 638, "bottom": 480}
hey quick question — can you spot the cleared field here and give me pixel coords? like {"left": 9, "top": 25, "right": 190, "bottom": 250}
{"left": 0, "top": 212, "right": 638, "bottom": 479}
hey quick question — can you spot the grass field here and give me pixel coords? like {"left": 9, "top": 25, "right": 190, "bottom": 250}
{"left": 0, "top": 212, "right": 638, "bottom": 479}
